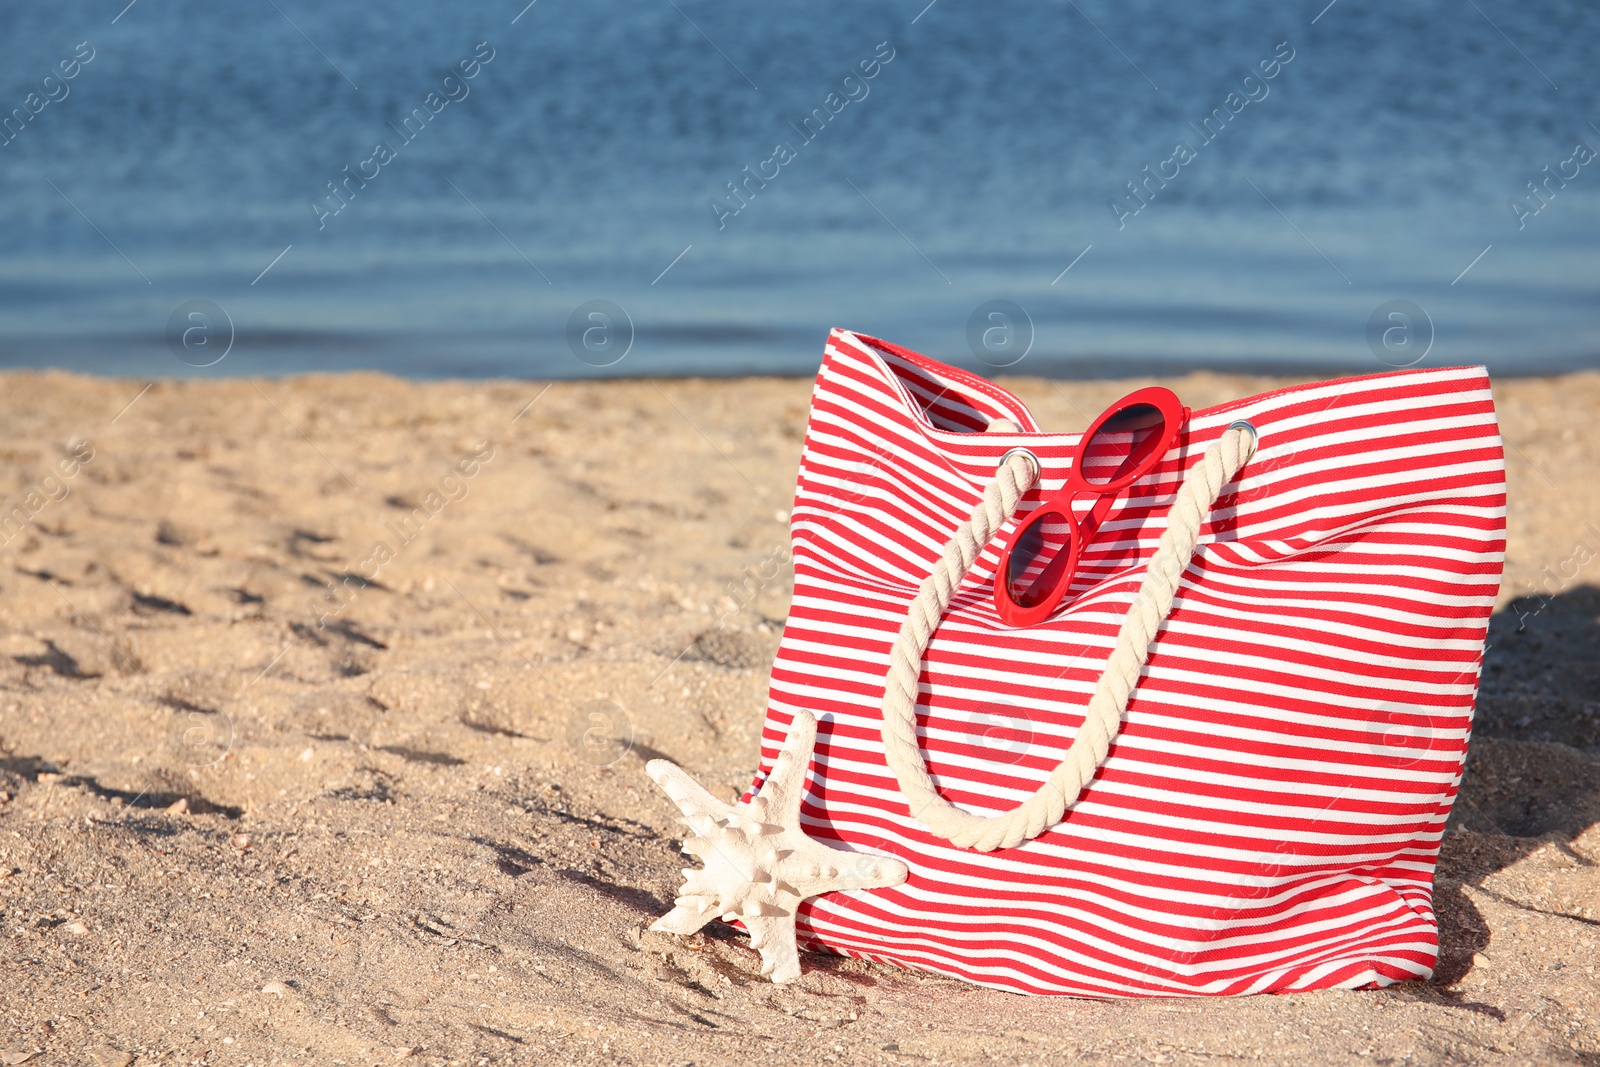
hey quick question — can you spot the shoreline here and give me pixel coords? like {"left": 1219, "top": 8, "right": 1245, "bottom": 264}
{"left": 3, "top": 348, "right": 1600, "bottom": 383}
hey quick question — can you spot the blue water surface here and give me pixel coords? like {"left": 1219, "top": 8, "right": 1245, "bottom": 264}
{"left": 0, "top": 0, "right": 1595, "bottom": 379}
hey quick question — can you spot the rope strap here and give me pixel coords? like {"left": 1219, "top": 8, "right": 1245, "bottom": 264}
{"left": 878, "top": 424, "right": 1257, "bottom": 852}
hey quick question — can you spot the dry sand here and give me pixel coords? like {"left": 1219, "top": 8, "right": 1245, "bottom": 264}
{"left": 0, "top": 368, "right": 1596, "bottom": 1066}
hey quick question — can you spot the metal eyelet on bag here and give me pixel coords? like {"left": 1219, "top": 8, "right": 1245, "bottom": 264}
{"left": 1227, "top": 419, "right": 1259, "bottom": 443}
{"left": 998, "top": 447, "right": 1040, "bottom": 482}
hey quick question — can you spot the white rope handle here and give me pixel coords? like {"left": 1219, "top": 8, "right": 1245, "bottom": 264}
{"left": 879, "top": 423, "right": 1257, "bottom": 852}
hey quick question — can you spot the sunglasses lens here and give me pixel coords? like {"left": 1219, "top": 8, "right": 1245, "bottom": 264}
{"left": 1081, "top": 402, "right": 1167, "bottom": 487}
{"left": 1005, "top": 511, "right": 1074, "bottom": 608}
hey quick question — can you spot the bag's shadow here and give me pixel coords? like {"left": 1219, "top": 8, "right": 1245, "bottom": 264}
{"left": 1435, "top": 583, "right": 1600, "bottom": 990}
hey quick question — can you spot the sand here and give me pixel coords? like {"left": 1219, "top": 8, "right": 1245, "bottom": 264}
{"left": 0, "top": 367, "right": 1596, "bottom": 1067}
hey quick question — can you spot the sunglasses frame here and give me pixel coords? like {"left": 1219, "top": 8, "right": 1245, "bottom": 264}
{"left": 993, "top": 387, "right": 1188, "bottom": 627}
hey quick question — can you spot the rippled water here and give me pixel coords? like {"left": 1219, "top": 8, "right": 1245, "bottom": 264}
{"left": 0, "top": 0, "right": 1595, "bottom": 379}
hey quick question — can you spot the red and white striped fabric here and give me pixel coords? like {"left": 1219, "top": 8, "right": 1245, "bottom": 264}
{"left": 745, "top": 328, "right": 1506, "bottom": 997}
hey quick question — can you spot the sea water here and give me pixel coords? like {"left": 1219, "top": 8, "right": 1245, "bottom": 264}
{"left": 0, "top": 0, "right": 1594, "bottom": 379}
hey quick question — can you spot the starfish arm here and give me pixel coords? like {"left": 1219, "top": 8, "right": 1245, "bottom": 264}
{"left": 651, "top": 902, "right": 717, "bottom": 937}
{"left": 646, "top": 759, "right": 732, "bottom": 823}
{"left": 756, "top": 709, "right": 818, "bottom": 829}
{"left": 744, "top": 910, "right": 802, "bottom": 984}
{"left": 872, "top": 856, "right": 911, "bottom": 890}
{"left": 781, "top": 838, "right": 911, "bottom": 899}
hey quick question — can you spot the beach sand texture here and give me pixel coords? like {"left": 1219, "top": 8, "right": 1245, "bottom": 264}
{"left": 0, "top": 369, "right": 1596, "bottom": 1066}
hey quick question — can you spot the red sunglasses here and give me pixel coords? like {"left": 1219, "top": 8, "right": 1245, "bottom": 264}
{"left": 994, "top": 387, "right": 1188, "bottom": 627}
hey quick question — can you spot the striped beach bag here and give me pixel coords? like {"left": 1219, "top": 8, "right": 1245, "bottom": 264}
{"left": 748, "top": 328, "right": 1506, "bottom": 997}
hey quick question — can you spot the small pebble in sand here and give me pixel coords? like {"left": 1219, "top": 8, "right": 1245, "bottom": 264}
{"left": 230, "top": 833, "right": 252, "bottom": 851}
{"left": 64, "top": 922, "right": 88, "bottom": 936}
{"left": 260, "top": 981, "right": 288, "bottom": 997}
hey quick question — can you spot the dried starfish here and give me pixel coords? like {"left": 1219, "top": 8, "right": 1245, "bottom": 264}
{"left": 645, "top": 709, "right": 910, "bottom": 983}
